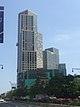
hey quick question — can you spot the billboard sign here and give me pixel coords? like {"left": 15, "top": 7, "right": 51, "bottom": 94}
{"left": 0, "top": 6, "right": 4, "bottom": 43}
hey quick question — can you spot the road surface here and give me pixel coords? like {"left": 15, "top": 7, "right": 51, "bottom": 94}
{"left": 0, "top": 101, "right": 42, "bottom": 107}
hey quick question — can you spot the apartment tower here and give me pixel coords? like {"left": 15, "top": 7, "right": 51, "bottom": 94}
{"left": 17, "top": 10, "right": 43, "bottom": 87}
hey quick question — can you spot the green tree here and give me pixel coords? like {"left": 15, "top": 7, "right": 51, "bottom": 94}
{"left": 6, "top": 90, "right": 15, "bottom": 100}
{"left": 29, "top": 78, "right": 45, "bottom": 98}
{"left": 45, "top": 75, "right": 74, "bottom": 98}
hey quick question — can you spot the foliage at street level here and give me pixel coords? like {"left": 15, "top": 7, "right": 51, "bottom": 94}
{"left": 5, "top": 86, "right": 28, "bottom": 100}
{"left": 5, "top": 75, "right": 80, "bottom": 101}
{"left": 29, "top": 77, "right": 45, "bottom": 98}
{"left": 45, "top": 75, "right": 80, "bottom": 98}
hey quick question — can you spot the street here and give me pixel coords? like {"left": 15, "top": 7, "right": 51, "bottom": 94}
{"left": 0, "top": 101, "right": 42, "bottom": 107}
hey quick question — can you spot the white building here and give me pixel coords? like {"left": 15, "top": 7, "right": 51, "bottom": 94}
{"left": 17, "top": 10, "right": 43, "bottom": 87}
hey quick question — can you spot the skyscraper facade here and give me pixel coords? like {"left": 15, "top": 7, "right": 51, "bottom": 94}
{"left": 17, "top": 10, "right": 43, "bottom": 87}
{"left": 43, "top": 47, "right": 59, "bottom": 70}
{"left": 59, "top": 63, "right": 67, "bottom": 76}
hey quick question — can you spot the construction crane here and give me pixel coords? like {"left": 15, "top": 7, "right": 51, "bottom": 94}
{"left": 9, "top": 81, "right": 16, "bottom": 90}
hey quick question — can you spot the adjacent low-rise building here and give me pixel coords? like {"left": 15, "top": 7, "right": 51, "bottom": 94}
{"left": 43, "top": 47, "right": 59, "bottom": 70}
{"left": 59, "top": 63, "right": 67, "bottom": 76}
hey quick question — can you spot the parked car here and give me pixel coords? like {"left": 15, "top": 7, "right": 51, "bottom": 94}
{"left": 0, "top": 98, "right": 6, "bottom": 102}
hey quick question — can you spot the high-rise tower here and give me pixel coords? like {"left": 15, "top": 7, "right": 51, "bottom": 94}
{"left": 43, "top": 47, "right": 59, "bottom": 70}
{"left": 17, "top": 10, "right": 43, "bottom": 87}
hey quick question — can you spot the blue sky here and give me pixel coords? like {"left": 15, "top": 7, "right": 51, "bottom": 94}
{"left": 0, "top": 0, "right": 80, "bottom": 93}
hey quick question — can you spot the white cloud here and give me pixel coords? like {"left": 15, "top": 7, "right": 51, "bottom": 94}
{"left": 53, "top": 34, "right": 71, "bottom": 42}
